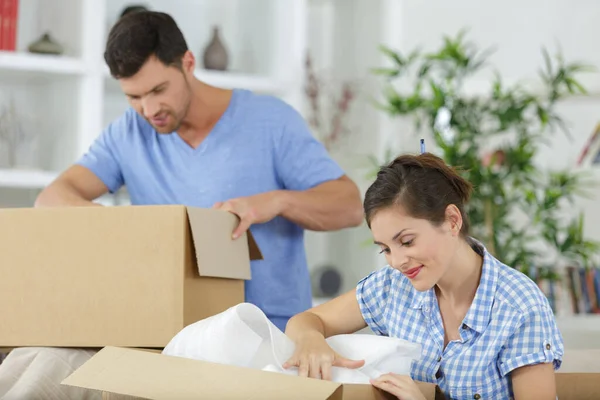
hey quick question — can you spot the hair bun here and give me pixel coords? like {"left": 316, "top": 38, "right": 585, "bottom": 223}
{"left": 388, "top": 152, "right": 472, "bottom": 203}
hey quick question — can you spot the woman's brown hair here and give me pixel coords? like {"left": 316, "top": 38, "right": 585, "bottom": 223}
{"left": 364, "top": 152, "right": 473, "bottom": 235}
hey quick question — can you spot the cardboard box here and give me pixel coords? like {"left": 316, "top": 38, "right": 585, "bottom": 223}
{"left": 0, "top": 205, "right": 261, "bottom": 347}
{"left": 62, "top": 347, "right": 600, "bottom": 400}
{"left": 62, "top": 347, "right": 445, "bottom": 400}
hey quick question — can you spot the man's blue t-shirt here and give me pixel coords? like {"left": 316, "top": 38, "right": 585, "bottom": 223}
{"left": 76, "top": 89, "right": 345, "bottom": 331}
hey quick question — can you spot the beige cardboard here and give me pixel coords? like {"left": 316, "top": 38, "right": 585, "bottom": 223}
{"left": 64, "top": 347, "right": 600, "bottom": 400}
{"left": 186, "top": 206, "right": 261, "bottom": 279}
{"left": 0, "top": 205, "right": 261, "bottom": 348}
{"left": 62, "top": 347, "right": 442, "bottom": 400}
{"left": 555, "top": 350, "right": 600, "bottom": 400}
{"left": 556, "top": 374, "right": 600, "bottom": 400}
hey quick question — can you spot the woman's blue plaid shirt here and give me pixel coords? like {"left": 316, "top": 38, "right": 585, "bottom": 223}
{"left": 356, "top": 243, "right": 563, "bottom": 400}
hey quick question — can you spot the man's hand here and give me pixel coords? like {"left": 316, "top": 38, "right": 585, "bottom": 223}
{"left": 213, "top": 191, "right": 284, "bottom": 239}
{"left": 370, "top": 374, "right": 426, "bottom": 400}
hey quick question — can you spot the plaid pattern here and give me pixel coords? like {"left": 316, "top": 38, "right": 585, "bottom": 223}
{"left": 356, "top": 242, "right": 563, "bottom": 400}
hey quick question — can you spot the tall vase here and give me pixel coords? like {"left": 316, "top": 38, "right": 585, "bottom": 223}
{"left": 202, "top": 26, "right": 229, "bottom": 71}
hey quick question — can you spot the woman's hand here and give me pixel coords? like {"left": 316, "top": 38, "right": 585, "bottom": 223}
{"left": 283, "top": 331, "right": 365, "bottom": 380}
{"left": 370, "top": 373, "right": 426, "bottom": 400}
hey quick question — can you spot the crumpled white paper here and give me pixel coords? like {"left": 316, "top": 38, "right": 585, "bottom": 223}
{"left": 163, "top": 303, "right": 421, "bottom": 384}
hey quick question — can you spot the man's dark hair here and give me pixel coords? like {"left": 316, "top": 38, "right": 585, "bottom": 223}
{"left": 104, "top": 11, "right": 189, "bottom": 78}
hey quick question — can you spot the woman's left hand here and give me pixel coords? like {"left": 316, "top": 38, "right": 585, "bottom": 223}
{"left": 370, "top": 373, "right": 427, "bottom": 400}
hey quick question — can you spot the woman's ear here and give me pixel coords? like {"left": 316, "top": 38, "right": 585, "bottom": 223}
{"left": 445, "top": 204, "right": 463, "bottom": 236}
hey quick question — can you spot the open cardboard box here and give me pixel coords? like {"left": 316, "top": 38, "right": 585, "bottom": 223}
{"left": 0, "top": 205, "right": 261, "bottom": 347}
{"left": 62, "top": 347, "right": 445, "bottom": 400}
{"left": 62, "top": 347, "right": 600, "bottom": 400}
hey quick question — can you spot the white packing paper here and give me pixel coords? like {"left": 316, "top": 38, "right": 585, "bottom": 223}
{"left": 162, "top": 303, "right": 422, "bottom": 384}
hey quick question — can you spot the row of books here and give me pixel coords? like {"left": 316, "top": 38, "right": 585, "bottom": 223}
{"left": 564, "top": 265, "right": 600, "bottom": 314}
{"left": 530, "top": 265, "right": 600, "bottom": 315}
{"left": 0, "top": 0, "right": 19, "bottom": 51}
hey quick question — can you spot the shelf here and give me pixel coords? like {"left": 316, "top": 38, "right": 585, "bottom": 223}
{"left": 0, "top": 169, "right": 58, "bottom": 189}
{"left": 0, "top": 51, "right": 85, "bottom": 79}
{"left": 104, "top": 65, "right": 287, "bottom": 94}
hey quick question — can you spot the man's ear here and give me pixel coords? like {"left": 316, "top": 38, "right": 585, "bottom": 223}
{"left": 181, "top": 50, "right": 195, "bottom": 74}
{"left": 445, "top": 204, "right": 463, "bottom": 236}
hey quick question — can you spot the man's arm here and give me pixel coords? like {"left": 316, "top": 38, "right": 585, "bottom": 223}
{"left": 36, "top": 113, "right": 127, "bottom": 207}
{"left": 34, "top": 165, "right": 109, "bottom": 207}
{"left": 214, "top": 175, "right": 363, "bottom": 239}
{"left": 278, "top": 175, "right": 363, "bottom": 231}
{"left": 215, "top": 101, "right": 364, "bottom": 238}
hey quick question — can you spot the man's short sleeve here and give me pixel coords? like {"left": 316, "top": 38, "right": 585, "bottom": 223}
{"left": 498, "top": 305, "right": 564, "bottom": 377}
{"left": 355, "top": 267, "right": 395, "bottom": 336}
{"left": 274, "top": 105, "right": 345, "bottom": 191}
{"left": 76, "top": 119, "right": 125, "bottom": 194}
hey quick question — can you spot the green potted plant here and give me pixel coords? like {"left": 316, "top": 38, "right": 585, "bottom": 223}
{"left": 369, "top": 30, "right": 600, "bottom": 298}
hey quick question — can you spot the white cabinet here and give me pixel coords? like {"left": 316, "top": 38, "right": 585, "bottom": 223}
{"left": 0, "top": 0, "right": 307, "bottom": 207}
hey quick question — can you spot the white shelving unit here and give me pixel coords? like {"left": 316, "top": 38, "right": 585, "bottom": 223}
{"left": 0, "top": 0, "right": 308, "bottom": 207}
{"left": 0, "top": 169, "right": 58, "bottom": 189}
{"left": 0, "top": 51, "right": 85, "bottom": 76}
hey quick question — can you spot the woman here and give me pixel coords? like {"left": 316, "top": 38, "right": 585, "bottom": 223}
{"left": 284, "top": 153, "right": 563, "bottom": 400}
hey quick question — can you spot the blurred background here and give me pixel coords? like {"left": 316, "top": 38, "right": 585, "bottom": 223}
{"left": 0, "top": 0, "right": 599, "bottom": 348}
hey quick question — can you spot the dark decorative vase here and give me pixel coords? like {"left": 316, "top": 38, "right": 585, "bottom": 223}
{"left": 202, "top": 26, "right": 228, "bottom": 71}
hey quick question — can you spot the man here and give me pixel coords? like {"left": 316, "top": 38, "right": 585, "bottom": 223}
{"left": 35, "top": 11, "right": 363, "bottom": 331}
{"left": 0, "top": 12, "right": 362, "bottom": 400}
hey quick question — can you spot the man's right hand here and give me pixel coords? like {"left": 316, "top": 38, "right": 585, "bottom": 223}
{"left": 282, "top": 331, "right": 365, "bottom": 380}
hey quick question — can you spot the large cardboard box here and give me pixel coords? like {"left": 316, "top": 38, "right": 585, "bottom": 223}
{"left": 0, "top": 205, "right": 261, "bottom": 347}
{"left": 62, "top": 347, "right": 600, "bottom": 400}
{"left": 62, "top": 347, "right": 445, "bottom": 400}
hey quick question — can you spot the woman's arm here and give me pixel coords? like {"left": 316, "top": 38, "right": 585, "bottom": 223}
{"left": 286, "top": 289, "right": 367, "bottom": 340}
{"left": 511, "top": 363, "right": 556, "bottom": 400}
{"left": 497, "top": 302, "right": 563, "bottom": 400}
{"left": 284, "top": 289, "right": 368, "bottom": 379}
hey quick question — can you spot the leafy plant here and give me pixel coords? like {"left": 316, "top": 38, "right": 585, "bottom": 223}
{"left": 369, "top": 30, "right": 600, "bottom": 277}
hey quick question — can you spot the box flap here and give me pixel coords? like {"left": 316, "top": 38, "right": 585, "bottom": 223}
{"left": 185, "top": 207, "right": 263, "bottom": 280}
{"left": 63, "top": 347, "right": 342, "bottom": 400}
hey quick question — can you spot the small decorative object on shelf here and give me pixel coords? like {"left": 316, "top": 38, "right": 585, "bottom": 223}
{"left": 119, "top": 4, "right": 149, "bottom": 19}
{"left": 310, "top": 264, "right": 342, "bottom": 298}
{"left": 27, "top": 33, "right": 63, "bottom": 55}
{"left": 0, "top": 95, "right": 39, "bottom": 169}
{"left": 202, "top": 26, "right": 229, "bottom": 71}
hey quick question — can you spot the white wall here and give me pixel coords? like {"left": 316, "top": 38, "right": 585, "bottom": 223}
{"left": 402, "top": 0, "right": 600, "bottom": 90}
